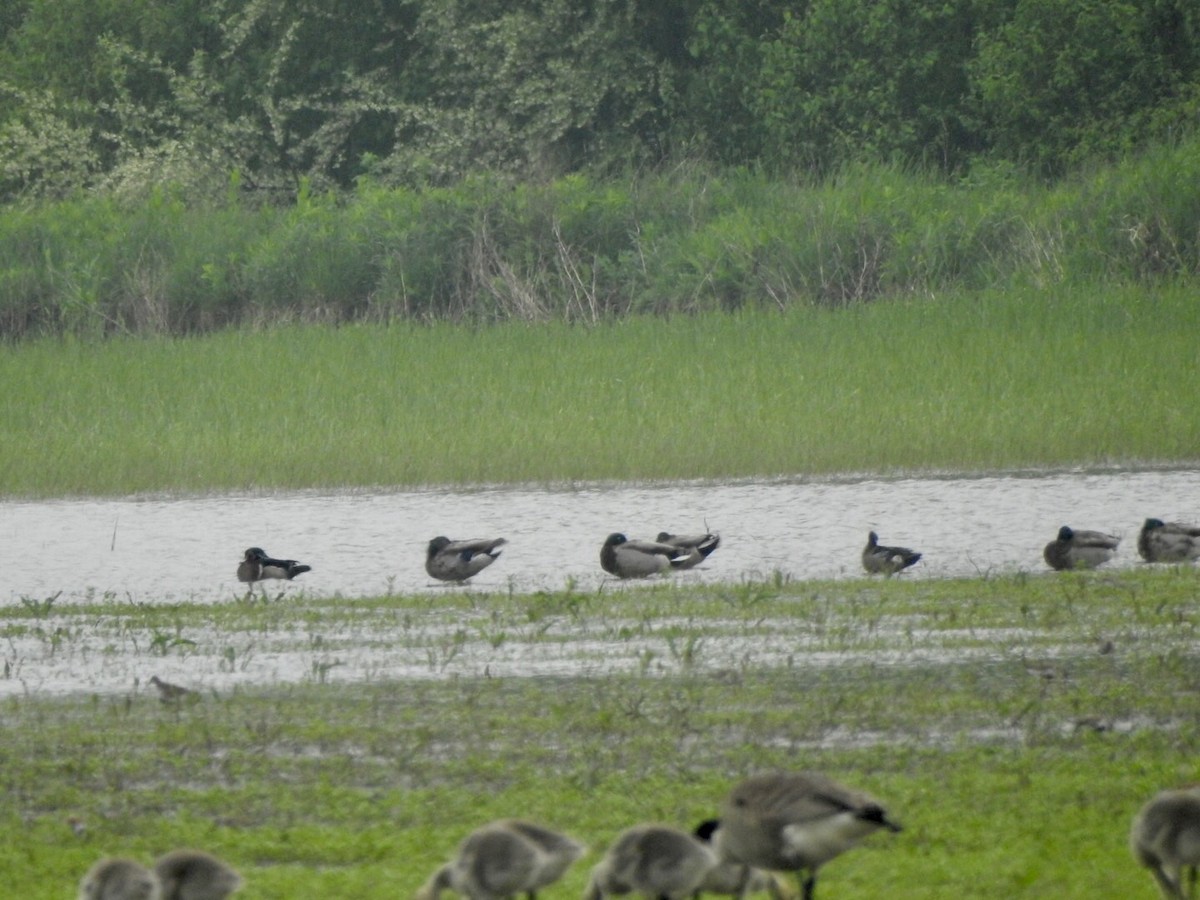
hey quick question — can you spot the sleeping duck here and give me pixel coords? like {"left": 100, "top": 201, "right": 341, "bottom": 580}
{"left": 600, "top": 533, "right": 692, "bottom": 578}
{"left": 1137, "top": 518, "right": 1200, "bottom": 563}
{"left": 1043, "top": 525, "right": 1119, "bottom": 570}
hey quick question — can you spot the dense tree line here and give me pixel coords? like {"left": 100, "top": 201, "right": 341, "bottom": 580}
{"left": 1, "top": 0, "right": 1198, "bottom": 203}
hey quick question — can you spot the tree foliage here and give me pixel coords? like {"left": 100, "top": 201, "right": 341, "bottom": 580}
{"left": 0, "top": 0, "right": 1199, "bottom": 201}
{"left": 972, "top": 0, "right": 1200, "bottom": 173}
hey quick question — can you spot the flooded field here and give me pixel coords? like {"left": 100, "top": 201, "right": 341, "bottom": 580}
{"left": 3, "top": 541, "right": 1195, "bottom": 900}
{"left": 2, "top": 466, "right": 1195, "bottom": 700}
{"left": 3, "top": 466, "right": 1197, "bottom": 606}
{"left": 0, "top": 605, "right": 1040, "bottom": 698}
{"left": 1, "top": 568, "right": 1191, "bottom": 900}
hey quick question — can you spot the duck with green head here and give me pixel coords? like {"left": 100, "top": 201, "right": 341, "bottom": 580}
{"left": 1043, "top": 525, "right": 1119, "bottom": 570}
{"left": 1138, "top": 518, "right": 1200, "bottom": 563}
{"left": 600, "top": 533, "right": 692, "bottom": 578}
{"left": 236, "top": 547, "right": 311, "bottom": 583}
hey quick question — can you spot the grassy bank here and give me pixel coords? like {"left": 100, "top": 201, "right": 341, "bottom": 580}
{"left": 1, "top": 282, "right": 1198, "bottom": 497}
{"left": 2, "top": 567, "right": 1197, "bottom": 897}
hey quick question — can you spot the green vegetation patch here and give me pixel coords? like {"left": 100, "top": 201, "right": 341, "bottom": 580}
{"left": 2, "top": 568, "right": 1198, "bottom": 897}
{"left": 2, "top": 283, "right": 1198, "bottom": 497}
{"left": 4, "top": 145, "right": 1200, "bottom": 337}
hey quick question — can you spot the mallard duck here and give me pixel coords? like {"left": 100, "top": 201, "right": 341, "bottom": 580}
{"left": 861, "top": 531, "right": 921, "bottom": 576}
{"left": 425, "top": 537, "right": 507, "bottom": 583}
{"left": 711, "top": 772, "right": 902, "bottom": 900}
{"left": 692, "top": 820, "right": 794, "bottom": 899}
{"left": 584, "top": 824, "right": 717, "bottom": 900}
{"left": 1138, "top": 518, "right": 1200, "bottom": 563}
{"left": 1043, "top": 525, "right": 1119, "bottom": 571}
{"left": 600, "top": 533, "right": 692, "bottom": 578}
{"left": 236, "top": 547, "right": 311, "bottom": 583}
{"left": 656, "top": 532, "right": 721, "bottom": 569}
{"left": 415, "top": 819, "right": 585, "bottom": 900}
{"left": 79, "top": 858, "right": 161, "bottom": 900}
{"left": 153, "top": 850, "right": 241, "bottom": 900}
{"left": 1130, "top": 786, "right": 1200, "bottom": 899}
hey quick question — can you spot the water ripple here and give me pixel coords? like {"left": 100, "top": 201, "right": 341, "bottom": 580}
{"left": 3, "top": 467, "right": 1198, "bottom": 605}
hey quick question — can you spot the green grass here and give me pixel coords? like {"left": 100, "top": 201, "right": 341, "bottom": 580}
{"left": 1, "top": 567, "right": 1197, "bottom": 898}
{"left": 4, "top": 142, "right": 1200, "bottom": 336}
{"left": 1, "top": 282, "right": 1198, "bottom": 497}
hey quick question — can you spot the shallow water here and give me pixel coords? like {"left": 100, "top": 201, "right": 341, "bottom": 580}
{"left": 3, "top": 466, "right": 1197, "bottom": 606}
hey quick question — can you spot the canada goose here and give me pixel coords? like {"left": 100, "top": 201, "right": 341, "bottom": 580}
{"left": 711, "top": 772, "right": 902, "bottom": 900}
{"left": 425, "top": 537, "right": 508, "bottom": 583}
{"left": 656, "top": 532, "right": 721, "bottom": 569}
{"left": 583, "top": 823, "right": 717, "bottom": 900}
{"left": 153, "top": 849, "right": 241, "bottom": 900}
{"left": 692, "top": 821, "right": 794, "bottom": 899}
{"left": 1043, "top": 525, "right": 1119, "bottom": 571}
{"left": 861, "top": 531, "right": 921, "bottom": 576}
{"left": 1130, "top": 787, "right": 1200, "bottom": 899}
{"left": 415, "top": 819, "right": 585, "bottom": 900}
{"left": 79, "top": 858, "right": 161, "bottom": 900}
{"left": 236, "top": 547, "right": 311, "bottom": 583}
{"left": 600, "top": 534, "right": 691, "bottom": 579}
{"left": 1138, "top": 518, "right": 1200, "bottom": 563}
{"left": 148, "top": 676, "right": 198, "bottom": 705}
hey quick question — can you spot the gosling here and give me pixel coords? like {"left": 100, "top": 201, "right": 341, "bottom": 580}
{"left": 712, "top": 772, "right": 901, "bottom": 900}
{"left": 79, "top": 858, "right": 161, "bottom": 900}
{"left": 583, "top": 823, "right": 717, "bottom": 900}
{"left": 416, "top": 819, "right": 585, "bottom": 900}
{"left": 693, "top": 821, "right": 793, "bottom": 899}
{"left": 153, "top": 850, "right": 241, "bottom": 900}
{"left": 1131, "top": 786, "right": 1200, "bottom": 899}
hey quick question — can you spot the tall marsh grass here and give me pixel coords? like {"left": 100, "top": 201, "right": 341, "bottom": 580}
{"left": 2, "top": 140, "right": 1199, "bottom": 338}
{"left": 1, "top": 284, "right": 1196, "bottom": 497}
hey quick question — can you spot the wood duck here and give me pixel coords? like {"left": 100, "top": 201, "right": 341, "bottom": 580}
{"left": 236, "top": 547, "right": 311, "bottom": 583}
{"left": 862, "top": 531, "right": 922, "bottom": 575}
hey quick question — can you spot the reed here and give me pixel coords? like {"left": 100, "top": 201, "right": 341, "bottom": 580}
{"left": 2, "top": 567, "right": 1197, "bottom": 898}
{"left": 1, "top": 282, "right": 1197, "bottom": 497}
{"left": 2, "top": 140, "right": 1199, "bottom": 338}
